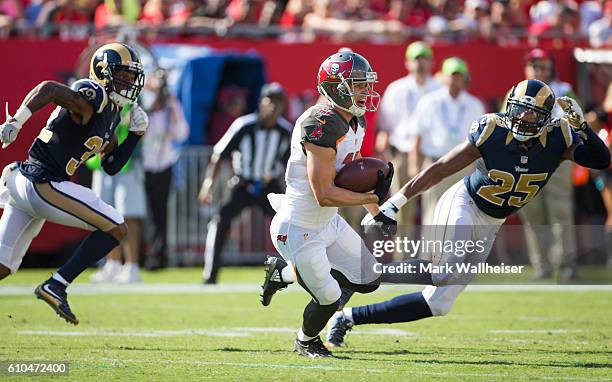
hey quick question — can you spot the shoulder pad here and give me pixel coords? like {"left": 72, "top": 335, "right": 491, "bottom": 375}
{"left": 71, "top": 79, "right": 108, "bottom": 114}
{"left": 300, "top": 105, "right": 348, "bottom": 150}
{"left": 470, "top": 113, "right": 500, "bottom": 148}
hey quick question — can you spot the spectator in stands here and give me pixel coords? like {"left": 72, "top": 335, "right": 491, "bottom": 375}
{"left": 187, "top": 0, "right": 228, "bottom": 20}
{"left": 280, "top": 0, "right": 313, "bottom": 27}
{"left": 580, "top": 0, "right": 605, "bottom": 36}
{"left": 226, "top": 0, "right": 264, "bottom": 24}
{"left": 518, "top": 48, "right": 579, "bottom": 281}
{"left": 376, "top": 41, "right": 441, "bottom": 232}
{"left": 259, "top": 0, "right": 288, "bottom": 26}
{"left": 140, "top": 69, "right": 189, "bottom": 271}
{"left": 184, "top": 0, "right": 232, "bottom": 30}
{"left": 302, "top": 0, "right": 349, "bottom": 35}
{"left": 507, "top": 0, "right": 529, "bottom": 29}
{"left": 589, "top": 0, "right": 612, "bottom": 47}
{"left": 25, "top": 0, "right": 50, "bottom": 29}
{"left": 140, "top": 0, "right": 176, "bottom": 26}
{"left": 530, "top": 0, "right": 560, "bottom": 25}
{"left": 89, "top": 104, "right": 147, "bottom": 284}
{"left": 0, "top": 0, "right": 23, "bottom": 37}
{"left": 36, "top": 0, "right": 93, "bottom": 38}
{"left": 490, "top": 0, "right": 522, "bottom": 46}
{"left": 529, "top": 0, "right": 581, "bottom": 44}
{"left": 94, "top": 0, "right": 141, "bottom": 30}
{"left": 198, "top": 83, "right": 292, "bottom": 284}
{"left": 339, "top": 0, "right": 383, "bottom": 21}
{"left": 303, "top": 0, "right": 403, "bottom": 42}
{"left": 389, "top": 0, "right": 432, "bottom": 27}
{"left": 450, "top": 0, "right": 492, "bottom": 41}
{"left": 412, "top": 57, "right": 484, "bottom": 225}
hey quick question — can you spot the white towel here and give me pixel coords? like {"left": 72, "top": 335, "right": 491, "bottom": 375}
{"left": 267, "top": 193, "right": 284, "bottom": 212}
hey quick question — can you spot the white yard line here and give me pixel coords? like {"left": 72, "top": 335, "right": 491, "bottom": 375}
{"left": 489, "top": 329, "right": 584, "bottom": 334}
{"left": 17, "top": 327, "right": 416, "bottom": 338}
{"left": 1, "top": 283, "right": 611, "bottom": 296}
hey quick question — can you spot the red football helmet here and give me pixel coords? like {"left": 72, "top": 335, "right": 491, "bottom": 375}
{"left": 317, "top": 52, "right": 380, "bottom": 117}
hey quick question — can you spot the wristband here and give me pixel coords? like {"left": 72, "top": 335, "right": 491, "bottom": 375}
{"left": 386, "top": 193, "right": 408, "bottom": 212}
{"left": 13, "top": 105, "right": 32, "bottom": 126}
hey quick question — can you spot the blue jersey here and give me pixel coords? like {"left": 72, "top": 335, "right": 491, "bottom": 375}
{"left": 465, "top": 113, "right": 580, "bottom": 219}
{"left": 19, "top": 79, "right": 120, "bottom": 183}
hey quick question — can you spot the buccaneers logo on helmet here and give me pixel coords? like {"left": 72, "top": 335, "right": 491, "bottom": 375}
{"left": 317, "top": 52, "right": 380, "bottom": 118}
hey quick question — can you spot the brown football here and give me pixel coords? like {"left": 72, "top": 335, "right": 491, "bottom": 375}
{"left": 334, "top": 157, "right": 390, "bottom": 193}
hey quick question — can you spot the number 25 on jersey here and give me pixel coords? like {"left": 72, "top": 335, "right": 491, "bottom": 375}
{"left": 477, "top": 170, "right": 548, "bottom": 208}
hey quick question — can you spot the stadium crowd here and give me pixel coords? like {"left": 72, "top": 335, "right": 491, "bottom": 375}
{"left": 0, "top": 0, "right": 610, "bottom": 46}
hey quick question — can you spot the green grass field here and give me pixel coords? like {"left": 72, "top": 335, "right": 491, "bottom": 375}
{"left": 1, "top": 268, "right": 611, "bottom": 381}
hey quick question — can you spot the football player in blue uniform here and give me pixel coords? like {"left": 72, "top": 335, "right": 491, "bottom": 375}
{"left": 325, "top": 79, "right": 611, "bottom": 347}
{"left": 0, "top": 42, "right": 147, "bottom": 324}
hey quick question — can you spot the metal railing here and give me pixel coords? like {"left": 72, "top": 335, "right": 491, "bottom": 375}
{"left": 166, "top": 146, "right": 273, "bottom": 266}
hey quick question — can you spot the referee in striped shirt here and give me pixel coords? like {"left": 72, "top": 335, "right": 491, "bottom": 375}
{"left": 198, "top": 83, "right": 292, "bottom": 284}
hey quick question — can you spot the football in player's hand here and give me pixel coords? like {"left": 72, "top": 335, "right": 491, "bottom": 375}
{"left": 334, "top": 157, "right": 391, "bottom": 193}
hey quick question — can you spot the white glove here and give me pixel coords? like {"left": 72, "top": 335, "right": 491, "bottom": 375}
{"left": 129, "top": 105, "right": 149, "bottom": 135}
{"left": 556, "top": 96, "right": 586, "bottom": 131}
{"left": 1, "top": 103, "right": 22, "bottom": 149}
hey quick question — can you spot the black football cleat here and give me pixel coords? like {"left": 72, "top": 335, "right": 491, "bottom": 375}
{"left": 295, "top": 336, "right": 333, "bottom": 358}
{"left": 325, "top": 311, "right": 353, "bottom": 348}
{"left": 260, "top": 256, "right": 289, "bottom": 306}
{"left": 34, "top": 280, "right": 79, "bottom": 325}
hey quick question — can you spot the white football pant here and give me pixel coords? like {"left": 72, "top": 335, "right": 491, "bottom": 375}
{"left": 270, "top": 213, "right": 378, "bottom": 305}
{"left": 421, "top": 181, "right": 505, "bottom": 316}
{"left": 0, "top": 164, "right": 123, "bottom": 274}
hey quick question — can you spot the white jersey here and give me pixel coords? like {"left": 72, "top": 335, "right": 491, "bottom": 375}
{"left": 270, "top": 104, "right": 365, "bottom": 229}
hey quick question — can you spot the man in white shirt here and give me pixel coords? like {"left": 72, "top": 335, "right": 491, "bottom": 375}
{"left": 375, "top": 41, "right": 441, "bottom": 229}
{"left": 412, "top": 57, "right": 485, "bottom": 224}
{"left": 588, "top": 1, "right": 612, "bottom": 48}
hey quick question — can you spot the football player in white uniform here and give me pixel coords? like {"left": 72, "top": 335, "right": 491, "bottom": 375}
{"left": 261, "top": 51, "right": 438, "bottom": 358}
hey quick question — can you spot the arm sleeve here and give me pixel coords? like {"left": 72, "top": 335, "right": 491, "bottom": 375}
{"left": 572, "top": 127, "right": 611, "bottom": 170}
{"left": 102, "top": 132, "right": 142, "bottom": 175}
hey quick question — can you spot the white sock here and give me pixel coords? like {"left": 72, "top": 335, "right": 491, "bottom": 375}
{"left": 52, "top": 272, "right": 69, "bottom": 286}
{"left": 281, "top": 265, "right": 295, "bottom": 283}
{"left": 342, "top": 307, "right": 354, "bottom": 324}
{"left": 297, "top": 328, "right": 316, "bottom": 342}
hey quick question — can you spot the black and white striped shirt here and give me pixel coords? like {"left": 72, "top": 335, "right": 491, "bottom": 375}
{"left": 213, "top": 113, "right": 293, "bottom": 181}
